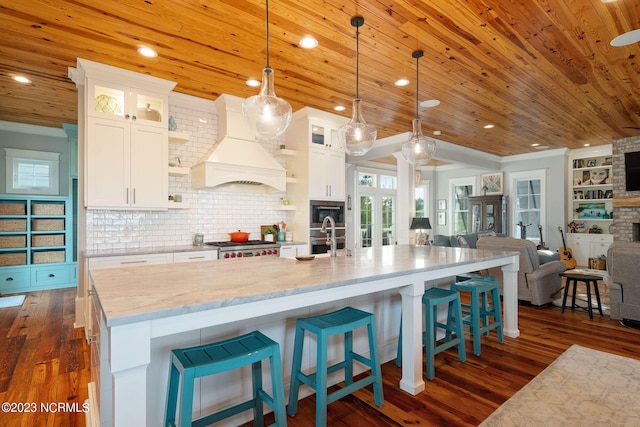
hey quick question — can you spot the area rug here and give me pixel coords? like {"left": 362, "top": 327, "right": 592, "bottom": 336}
{"left": 479, "top": 344, "right": 640, "bottom": 426}
{"left": 0, "top": 294, "right": 26, "bottom": 308}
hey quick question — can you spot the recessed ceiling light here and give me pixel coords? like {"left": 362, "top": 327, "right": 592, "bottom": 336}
{"left": 433, "top": 130, "right": 441, "bottom": 136}
{"left": 299, "top": 36, "right": 318, "bottom": 49}
{"left": 137, "top": 47, "right": 158, "bottom": 58}
{"left": 584, "top": 143, "right": 591, "bottom": 147}
{"left": 246, "top": 79, "right": 260, "bottom": 87}
{"left": 13, "top": 76, "right": 31, "bottom": 84}
{"left": 483, "top": 124, "right": 495, "bottom": 129}
{"left": 531, "top": 143, "right": 540, "bottom": 147}
{"left": 534, "top": 145, "right": 550, "bottom": 150}
{"left": 333, "top": 105, "right": 346, "bottom": 112}
{"left": 420, "top": 99, "right": 440, "bottom": 108}
{"left": 394, "top": 78, "right": 410, "bottom": 87}
{"left": 611, "top": 29, "right": 640, "bottom": 47}
{"left": 601, "top": 0, "right": 618, "bottom": 3}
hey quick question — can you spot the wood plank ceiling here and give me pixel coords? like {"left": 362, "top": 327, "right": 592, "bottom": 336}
{"left": 1, "top": 0, "right": 639, "bottom": 158}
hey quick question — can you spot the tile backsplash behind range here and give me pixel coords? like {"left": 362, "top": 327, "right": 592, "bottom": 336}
{"left": 85, "top": 101, "right": 288, "bottom": 251}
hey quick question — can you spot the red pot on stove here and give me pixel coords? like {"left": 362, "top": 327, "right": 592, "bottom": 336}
{"left": 229, "top": 230, "right": 250, "bottom": 242}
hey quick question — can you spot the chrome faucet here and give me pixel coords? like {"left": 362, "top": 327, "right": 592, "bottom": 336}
{"left": 321, "top": 215, "right": 337, "bottom": 257}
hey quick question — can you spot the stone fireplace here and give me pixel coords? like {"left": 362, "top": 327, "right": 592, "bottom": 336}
{"left": 612, "top": 135, "right": 640, "bottom": 242}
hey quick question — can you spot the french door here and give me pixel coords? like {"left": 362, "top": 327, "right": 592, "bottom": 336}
{"left": 359, "top": 193, "right": 396, "bottom": 248}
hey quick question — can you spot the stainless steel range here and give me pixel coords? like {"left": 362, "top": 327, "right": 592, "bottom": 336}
{"left": 205, "top": 240, "right": 281, "bottom": 259}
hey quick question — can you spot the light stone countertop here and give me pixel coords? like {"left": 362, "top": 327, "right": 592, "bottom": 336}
{"left": 90, "top": 244, "right": 516, "bottom": 327}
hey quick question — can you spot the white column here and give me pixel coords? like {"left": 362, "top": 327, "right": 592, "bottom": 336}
{"left": 399, "top": 274, "right": 426, "bottom": 395}
{"left": 501, "top": 255, "right": 521, "bottom": 338}
{"left": 109, "top": 322, "right": 151, "bottom": 426}
{"left": 393, "top": 152, "right": 414, "bottom": 245}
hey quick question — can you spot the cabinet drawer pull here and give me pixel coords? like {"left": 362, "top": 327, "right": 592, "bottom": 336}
{"left": 125, "top": 114, "right": 130, "bottom": 119}
{"left": 121, "top": 260, "right": 147, "bottom": 265}
{"left": 48, "top": 273, "right": 56, "bottom": 278}
{"left": 6, "top": 277, "right": 13, "bottom": 282}
{"left": 88, "top": 289, "right": 95, "bottom": 296}
{"left": 189, "top": 256, "right": 205, "bottom": 260}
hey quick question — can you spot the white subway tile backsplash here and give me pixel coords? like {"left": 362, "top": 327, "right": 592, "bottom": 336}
{"left": 86, "top": 103, "right": 289, "bottom": 250}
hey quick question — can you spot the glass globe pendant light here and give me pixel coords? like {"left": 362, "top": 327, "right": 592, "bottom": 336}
{"left": 242, "top": 0, "right": 292, "bottom": 140}
{"left": 339, "top": 16, "right": 377, "bottom": 156}
{"left": 402, "top": 50, "right": 436, "bottom": 166}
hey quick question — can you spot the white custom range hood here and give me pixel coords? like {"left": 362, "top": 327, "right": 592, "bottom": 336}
{"left": 191, "top": 94, "right": 286, "bottom": 192}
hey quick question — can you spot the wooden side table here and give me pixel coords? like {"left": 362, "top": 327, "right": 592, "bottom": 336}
{"left": 560, "top": 272, "right": 604, "bottom": 320}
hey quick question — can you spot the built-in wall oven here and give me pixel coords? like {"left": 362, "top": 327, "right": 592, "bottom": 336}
{"left": 309, "top": 200, "right": 346, "bottom": 254}
{"left": 310, "top": 200, "right": 345, "bottom": 228}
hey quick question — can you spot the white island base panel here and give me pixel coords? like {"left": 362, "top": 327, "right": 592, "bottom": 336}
{"left": 88, "top": 245, "right": 520, "bottom": 426}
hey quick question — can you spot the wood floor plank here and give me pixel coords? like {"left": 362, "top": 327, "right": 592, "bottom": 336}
{"left": 3, "top": 288, "right": 640, "bottom": 427}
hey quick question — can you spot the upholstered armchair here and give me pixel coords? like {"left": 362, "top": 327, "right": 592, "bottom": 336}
{"left": 605, "top": 242, "right": 640, "bottom": 321}
{"left": 476, "top": 236, "right": 567, "bottom": 306}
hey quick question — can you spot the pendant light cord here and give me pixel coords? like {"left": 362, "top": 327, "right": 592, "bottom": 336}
{"left": 355, "top": 23, "right": 360, "bottom": 98}
{"left": 415, "top": 54, "right": 419, "bottom": 119}
{"left": 265, "top": 0, "right": 270, "bottom": 68}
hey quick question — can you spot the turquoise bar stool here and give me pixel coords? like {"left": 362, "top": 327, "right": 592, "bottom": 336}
{"left": 165, "top": 330, "right": 287, "bottom": 427}
{"left": 287, "top": 306, "right": 384, "bottom": 427}
{"left": 423, "top": 288, "right": 466, "bottom": 380}
{"left": 397, "top": 287, "right": 466, "bottom": 380}
{"left": 450, "top": 276, "right": 504, "bottom": 356}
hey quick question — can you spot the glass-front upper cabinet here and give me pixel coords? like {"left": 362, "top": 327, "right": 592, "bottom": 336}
{"left": 310, "top": 122, "right": 344, "bottom": 152}
{"left": 88, "top": 80, "right": 166, "bottom": 127}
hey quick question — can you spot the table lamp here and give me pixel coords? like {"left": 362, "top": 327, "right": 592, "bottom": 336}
{"left": 410, "top": 217, "right": 432, "bottom": 246}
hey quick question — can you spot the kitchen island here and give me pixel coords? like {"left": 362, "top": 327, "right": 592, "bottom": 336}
{"left": 88, "top": 244, "right": 519, "bottom": 427}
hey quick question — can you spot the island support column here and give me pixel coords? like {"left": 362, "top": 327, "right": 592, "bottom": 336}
{"left": 109, "top": 321, "right": 151, "bottom": 426}
{"left": 398, "top": 275, "right": 426, "bottom": 395}
{"left": 501, "top": 255, "right": 520, "bottom": 338}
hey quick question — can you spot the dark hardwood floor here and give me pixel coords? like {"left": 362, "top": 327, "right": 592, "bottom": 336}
{"left": 2, "top": 287, "right": 640, "bottom": 426}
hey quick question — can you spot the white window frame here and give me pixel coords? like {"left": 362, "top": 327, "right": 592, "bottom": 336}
{"left": 449, "top": 176, "right": 476, "bottom": 235}
{"left": 5, "top": 148, "right": 61, "bottom": 195}
{"left": 509, "top": 169, "right": 546, "bottom": 241}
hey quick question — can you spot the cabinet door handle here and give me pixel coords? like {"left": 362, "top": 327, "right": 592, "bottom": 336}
{"left": 133, "top": 188, "right": 136, "bottom": 204}
{"left": 125, "top": 114, "right": 130, "bottom": 119}
{"left": 132, "top": 115, "right": 137, "bottom": 121}
{"left": 121, "top": 260, "right": 147, "bottom": 265}
{"left": 188, "top": 256, "right": 205, "bottom": 260}
{"left": 126, "top": 188, "right": 129, "bottom": 204}
{"left": 48, "top": 274, "right": 55, "bottom": 278}
{"left": 6, "top": 277, "right": 13, "bottom": 281}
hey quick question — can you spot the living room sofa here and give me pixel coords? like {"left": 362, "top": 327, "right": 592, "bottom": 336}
{"left": 476, "top": 236, "right": 567, "bottom": 306}
{"left": 433, "top": 232, "right": 561, "bottom": 264}
{"left": 605, "top": 242, "right": 640, "bottom": 321}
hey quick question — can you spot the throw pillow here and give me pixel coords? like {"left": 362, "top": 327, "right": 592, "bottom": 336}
{"left": 477, "top": 231, "right": 497, "bottom": 239}
{"left": 457, "top": 235, "right": 470, "bottom": 248}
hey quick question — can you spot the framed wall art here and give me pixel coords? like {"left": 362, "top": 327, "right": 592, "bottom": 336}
{"left": 480, "top": 172, "right": 504, "bottom": 195}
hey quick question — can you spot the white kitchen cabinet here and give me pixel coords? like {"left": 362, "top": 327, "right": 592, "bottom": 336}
{"left": 173, "top": 250, "right": 218, "bottom": 263}
{"left": 564, "top": 233, "right": 613, "bottom": 267}
{"left": 279, "top": 243, "right": 309, "bottom": 258}
{"left": 284, "top": 108, "right": 347, "bottom": 252}
{"left": 70, "top": 58, "right": 176, "bottom": 211}
{"left": 309, "top": 147, "right": 346, "bottom": 200}
{"left": 86, "top": 115, "right": 168, "bottom": 209}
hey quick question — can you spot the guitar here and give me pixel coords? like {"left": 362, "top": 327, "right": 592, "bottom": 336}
{"left": 557, "top": 226, "right": 577, "bottom": 268}
{"left": 537, "top": 225, "right": 549, "bottom": 250}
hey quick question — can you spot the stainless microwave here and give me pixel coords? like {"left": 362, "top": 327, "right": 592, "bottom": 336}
{"left": 310, "top": 200, "right": 345, "bottom": 228}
